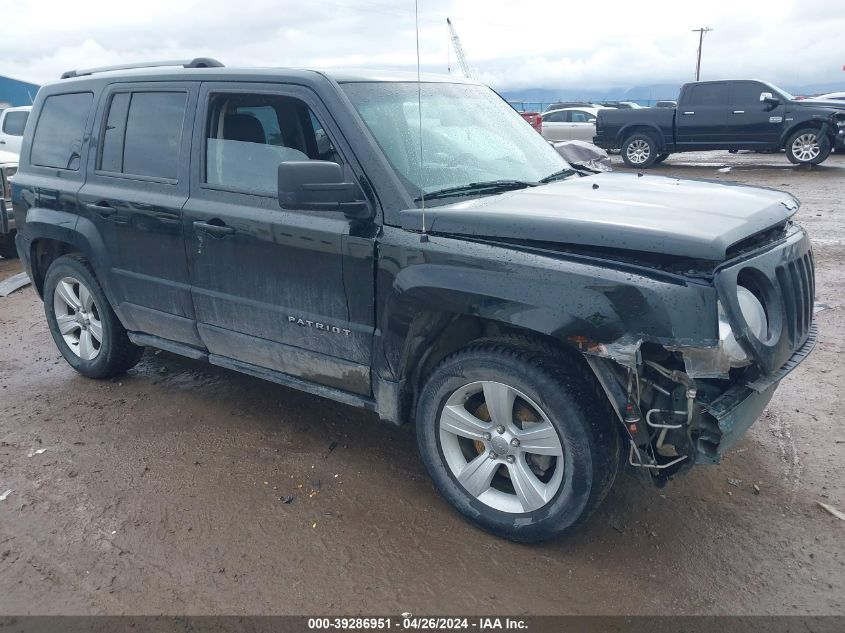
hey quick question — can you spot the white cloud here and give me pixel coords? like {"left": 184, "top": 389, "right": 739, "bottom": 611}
{"left": 1, "top": 0, "right": 842, "bottom": 91}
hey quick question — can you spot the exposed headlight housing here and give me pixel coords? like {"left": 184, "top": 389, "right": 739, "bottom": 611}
{"left": 719, "top": 286, "right": 767, "bottom": 367}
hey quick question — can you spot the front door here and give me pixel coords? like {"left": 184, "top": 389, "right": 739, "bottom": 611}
{"left": 727, "top": 81, "right": 785, "bottom": 148}
{"left": 182, "top": 82, "right": 376, "bottom": 395}
{"left": 78, "top": 82, "right": 200, "bottom": 346}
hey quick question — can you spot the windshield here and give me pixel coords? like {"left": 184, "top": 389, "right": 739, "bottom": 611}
{"left": 768, "top": 83, "right": 795, "bottom": 101}
{"left": 342, "top": 82, "right": 570, "bottom": 204}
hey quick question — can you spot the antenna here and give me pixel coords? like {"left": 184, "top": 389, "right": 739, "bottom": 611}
{"left": 415, "top": 0, "right": 427, "bottom": 239}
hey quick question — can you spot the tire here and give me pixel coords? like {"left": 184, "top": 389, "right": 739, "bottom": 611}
{"left": 621, "top": 133, "right": 659, "bottom": 168}
{"left": 653, "top": 153, "right": 670, "bottom": 165}
{"left": 785, "top": 127, "right": 831, "bottom": 165}
{"left": 43, "top": 254, "right": 143, "bottom": 378}
{"left": 415, "top": 338, "right": 621, "bottom": 543}
{"left": 0, "top": 233, "right": 18, "bottom": 259}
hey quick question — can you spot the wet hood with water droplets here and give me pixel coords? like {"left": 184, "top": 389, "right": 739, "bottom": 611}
{"left": 400, "top": 173, "right": 799, "bottom": 261}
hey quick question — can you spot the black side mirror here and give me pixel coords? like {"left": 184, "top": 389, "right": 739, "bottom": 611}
{"left": 278, "top": 161, "right": 371, "bottom": 219}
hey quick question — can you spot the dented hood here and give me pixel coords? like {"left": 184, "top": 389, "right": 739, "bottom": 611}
{"left": 401, "top": 173, "right": 799, "bottom": 261}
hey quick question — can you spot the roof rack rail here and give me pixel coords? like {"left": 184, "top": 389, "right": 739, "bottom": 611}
{"left": 60, "top": 57, "right": 224, "bottom": 80}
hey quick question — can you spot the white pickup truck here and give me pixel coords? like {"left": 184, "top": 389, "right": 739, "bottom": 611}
{"left": 0, "top": 106, "right": 31, "bottom": 154}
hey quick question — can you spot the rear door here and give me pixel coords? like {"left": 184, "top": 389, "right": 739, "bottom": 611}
{"left": 182, "top": 82, "right": 376, "bottom": 395}
{"left": 676, "top": 82, "right": 729, "bottom": 146}
{"left": 727, "top": 81, "right": 784, "bottom": 147}
{"left": 78, "top": 82, "right": 200, "bottom": 346}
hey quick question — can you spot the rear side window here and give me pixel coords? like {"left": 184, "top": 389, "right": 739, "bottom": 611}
{"left": 99, "top": 91, "right": 187, "bottom": 180}
{"left": 686, "top": 83, "right": 728, "bottom": 106}
{"left": 3, "top": 111, "right": 28, "bottom": 136}
{"left": 30, "top": 92, "right": 93, "bottom": 170}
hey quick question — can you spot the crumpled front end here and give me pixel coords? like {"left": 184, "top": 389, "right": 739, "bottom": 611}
{"left": 580, "top": 224, "right": 816, "bottom": 482}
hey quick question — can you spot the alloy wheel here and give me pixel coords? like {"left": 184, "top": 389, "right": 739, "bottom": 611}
{"left": 52, "top": 276, "right": 103, "bottom": 360}
{"left": 626, "top": 139, "right": 651, "bottom": 164}
{"left": 791, "top": 133, "right": 821, "bottom": 162}
{"left": 438, "top": 381, "right": 565, "bottom": 513}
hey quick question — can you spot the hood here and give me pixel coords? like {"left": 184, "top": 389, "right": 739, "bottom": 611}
{"left": 401, "top": 173, "right": 799, "bottom": 261}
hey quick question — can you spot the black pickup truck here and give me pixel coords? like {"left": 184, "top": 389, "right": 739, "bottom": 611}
{"left": 12, "top": 62, "right": 816, "bottom": 542}
{"left": 594, "top": 79, "right": 845, "bottom": 167}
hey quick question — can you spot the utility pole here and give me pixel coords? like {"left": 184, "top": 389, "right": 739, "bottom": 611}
{"left": 692, "top": 27, "right": 713, "bottom": 81}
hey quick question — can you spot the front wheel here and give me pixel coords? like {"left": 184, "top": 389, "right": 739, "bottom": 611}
{"left": 44, "top": 254, "right": 143, "bottom": 378}
{"left": 621, "top": 133, "right": 659, "bottom": 168}
{"left": 415, "top": 339, "right": 620, "bottom": 543}
{"left": 785, "top": 128, "right": 831, "bottom": 165}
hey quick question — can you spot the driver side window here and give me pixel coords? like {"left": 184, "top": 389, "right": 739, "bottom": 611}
{"left": 204, "top": 93, "right": 340, "bottom": 196}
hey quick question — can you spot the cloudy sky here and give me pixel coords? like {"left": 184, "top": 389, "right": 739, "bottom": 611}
{"left": 2, "top": 0, "right": 843, "bottom": 92}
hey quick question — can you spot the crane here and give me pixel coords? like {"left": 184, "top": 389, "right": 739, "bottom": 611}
{"left": 446, "top": 17, "right": 475, "bottom": 80}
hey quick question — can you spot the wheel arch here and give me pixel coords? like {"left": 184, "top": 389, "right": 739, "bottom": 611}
{"left": 779, "top": 119, "right": 831, "bottom": 148}
{"left": 617, "top": 124, "right": 666, "bottom": 150}
{"left": 25, "top": 210, "right": 111, "bottom": 300}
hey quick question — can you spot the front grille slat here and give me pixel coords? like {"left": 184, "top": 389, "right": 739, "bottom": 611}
{"left": 774, "top": 247, "right": 815, "bottom": 347}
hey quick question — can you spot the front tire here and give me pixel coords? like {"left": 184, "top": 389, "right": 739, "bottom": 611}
{"left": 785, "top": 128, "right": 831, "bottom": 165}
{"left": 44, "top": 254, "right": 143, "bottom": 378}
{"left": 621, "top": 133, "right": 659, "bottom": 168}
{"left": 416, "top": 339, "right": 620, "bottom": 543}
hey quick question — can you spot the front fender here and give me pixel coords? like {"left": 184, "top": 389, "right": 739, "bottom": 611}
{"left": 376, "top": 229, "right": 718, "bottom": 380}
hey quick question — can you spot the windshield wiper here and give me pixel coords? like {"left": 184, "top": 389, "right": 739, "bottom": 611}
{"left": 415, "top": 179, "right": 538, "bottom": 202}
{"left": 539, "top": 168, "right": 578, "bottom": 183}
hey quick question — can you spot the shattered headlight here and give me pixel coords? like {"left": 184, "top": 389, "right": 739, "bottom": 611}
{"left": 676, "top": 286, "right": 767, "bottom": 378}
{"left": 719, "top": 286, "right": 767, "bottom": 367}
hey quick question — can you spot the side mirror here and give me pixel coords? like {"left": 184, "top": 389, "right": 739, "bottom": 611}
{"left": 278, "top": 161, "right": 371, "bottom": 219}
{"left": 759, "top": 92, "right": 780, "bottom": 106}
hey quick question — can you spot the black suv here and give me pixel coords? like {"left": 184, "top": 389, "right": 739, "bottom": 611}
{"left": 12, "top": 60, "right": 816, "bottom": 542}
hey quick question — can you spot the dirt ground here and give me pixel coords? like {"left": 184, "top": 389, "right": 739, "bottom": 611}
{"left": 1, "top": 151, "right": 844, "bottom": 616}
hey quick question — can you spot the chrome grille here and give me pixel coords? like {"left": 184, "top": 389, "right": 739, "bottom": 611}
{"left": 775, "top": 250, "right": 815, "bottom": 345}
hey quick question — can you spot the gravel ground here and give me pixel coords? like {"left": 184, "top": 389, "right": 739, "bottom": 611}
{"left": 0, "top": 150, "right": 843, "bottom": 616}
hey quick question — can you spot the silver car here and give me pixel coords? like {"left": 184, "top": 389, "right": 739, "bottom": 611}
{"left": 540, "top": 107, "right": 601, "bottom": 142}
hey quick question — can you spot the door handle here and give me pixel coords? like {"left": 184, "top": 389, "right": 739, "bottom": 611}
{"left": 681, "top": 111, "right": 695, "bottom": 115}
{"left": 0, "top": 140, "right": 5, "bottom": 144}
{"left": 193, "top": 220, "right": 235, "bottom": 237}
{"left": 86, "top": 202, "right": 117, "bottom": 217}
{"left": 733, "top": 110, "right": 745, "bottom": 114}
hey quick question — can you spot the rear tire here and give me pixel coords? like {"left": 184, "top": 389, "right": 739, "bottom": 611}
{"left": 785, "top": 128, "right": 831, "bottom": 165}
{"left": 43, "top": 254, "right": 143, "bottom": 378}
{"left": 415, "top": 338, "right": 620, "bottom": 543}
{"left": 621, "top": 133, "right": 659, "bottom": 168}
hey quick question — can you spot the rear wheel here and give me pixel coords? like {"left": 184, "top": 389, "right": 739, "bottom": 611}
{"left": 416, "top": 339, "right": 620, "bottom": 543}
{"left": 785, "top": 128, "right": 831, "bottom": 165}
{"left": 621, "top": 133, "right": 659, "bottom": 168}
{"left": 44, "top": 254, "right": 143, "bottom": 378}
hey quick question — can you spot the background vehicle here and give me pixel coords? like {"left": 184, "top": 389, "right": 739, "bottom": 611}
{"left": 518, "top": 110, "right": 542, "bottom": 133}
{"left": 597, "top": 100, "right": 642, "bottom": 109}
{"left": 0, "top": 106, "right": 31, "bottom": 154}
{"left": 543, "top": 101, "right": 599, "bottom": 112}
{"left": 654, "top": 100, "right": 677, "bottom": 108}
{"left": 12, "top": 61, "right": 816, "bottom": 543}
{"left": 541, "top": 107, "right": 599, "bottom": 141}
{"left": 809, "top": 91, "right": 845, "bottom": 102}
{"left": 0, "top": 150, "right": 18, "bottom": 258}
{"left": 594, "top": 79, "right": 845, "bottom": 167}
